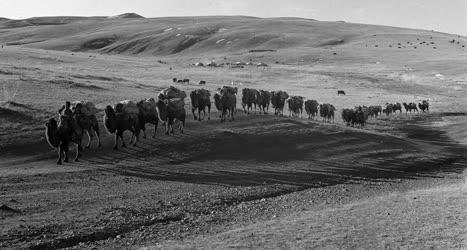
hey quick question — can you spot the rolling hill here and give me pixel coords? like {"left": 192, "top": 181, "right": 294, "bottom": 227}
{"left": 0, "top": 14, "right": 465, "bottom": 58}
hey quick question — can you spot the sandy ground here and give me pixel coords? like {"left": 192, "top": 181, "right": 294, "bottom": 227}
{"left": 153, "top": 177, "right": 467, "bottom": 249}
{"left": 0, "top": 38, "right": 466, "bottom": 249}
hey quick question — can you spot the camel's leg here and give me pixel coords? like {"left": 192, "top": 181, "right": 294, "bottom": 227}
{"left": 198, "top": 109, "right": 202, "bottom": 121}
{"left": 169, "top": 118, "right": 175, "bottom": 134}
{"left": 165, "top": 121, "right": 170, "bottom": 135}
{"left": 192, "top": 108, "right": 197, "bottom": 121}
{"left": 94, "top": 127, "right": 102, "bottom": 147}
{"left": 63, "top": 143, "right": 69, "bottom": 163}
{"left": 207, "top": 105, "right": 211, "bottom": 120}
{"left": 85, "top": 130, "right": 92, "bottom": 149}
{"left": 152, "top": 120, "right": 158, "bottom": 138}
{"left": 131, "top": 128, "right": 139, "bottom": 146}
{"left": 57, "top": 147, "right": 63, "bottom": 165}
{"left": 231, "top": 108, "right": 235, "bottom": 121}
{"left": 180, "top": 118, "right": 185, "bottom": 134}
{"left": 121, "top": 133, "right": 127, "bottom": 148}
{"left": 74, "top": 143, "right": 80, "bottom": 162}
{"left": 113, "top": 133, "right": 120, "bottom": 150}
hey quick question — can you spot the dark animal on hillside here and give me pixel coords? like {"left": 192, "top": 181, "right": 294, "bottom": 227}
{"left": 199, "top": 80, "right": 206, "bottom": 85}
{"left": 173, "top": 78, "right": 177, "bottom": 83}
{"left": 177, "top": 80, "right": 184, "bottom": 83}
{"left": 214, "top": 90, "right": 236, "bottom": 122}
{"left": 242, "top": 88, "right": 259, "bottom": 114}
{"left": 305, "top": 100, "right": 319, "bottom": 119}
{"left": 271, "top": 91, "right": 289, "bottom": 115}
{"left": 337, "top": 90, "right": 346, "bottom": 96}
{"left": 353, "top": 106, "right": 368, "bottom": 127}
{"left": 72, "top": 102, "right": 101, "bottom": 148}
{"left": 45, "top": 117, "right": 83, "bottom": 165}
{"left": 409, "top": 102, "right": 418, "bottom": 112}
{"left": 104, "top": 103, "right": 139, "bottom": 150}
{"left": 183, "top": 79, "right": 190, "bottom": 83}
{"left": 342, "top": 108, "right": 355, "bottom": 126}
{"left": 392, "top": 102, "right": 402, "bottom": 113}
{"left": 319, "top": 103, "right": 336, "bottom": 122}
{"left": 403, "top": 102, "right": 419, "bottom": 113}
{"left": 368, "top": 105, "right": 382, "bottom": 118}
{"left": 219, "top": 86, "right": 238, "bottom": 95}
{"left": 418, "top": 100, "right": 429, "bottom": 112}
{"left": 190, "top": 89, "right": 211, "bottom": 121}
{"left": 383, "top": 103, "right": 394, "bottom": 115}
{"left": 256, "top": 90, "right": 271, "bottom": 114}
{"left": 136, "top": 98, "right": 159, "bottom": 138}
{"left": 287, "top": 96, "right": 304, "bottom": 117}
{"left": 156, "top": 99, "right": 186, "bottom": 134}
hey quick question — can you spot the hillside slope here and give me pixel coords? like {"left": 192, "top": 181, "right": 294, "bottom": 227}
{"left": 0, "top": 15, "right": 465, "bottom": 57}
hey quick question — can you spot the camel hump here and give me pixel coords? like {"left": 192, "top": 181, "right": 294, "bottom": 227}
{"left": 159, "top": 86, "right": 187, "bottom": 100}
{"left": 138, "top": 98, "right": 157, "bottom": 116}
{"left": 72, "top": 101, "right": 98, "bottom": 116}
{"left": 116, "top": 100, "right": 139, "bottom": 115}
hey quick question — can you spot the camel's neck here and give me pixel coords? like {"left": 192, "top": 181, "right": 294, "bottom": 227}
{"left": 104, "top": 114, "right": 116, "bottom": 133}
{"left": 45, "top": 126, "right": 60, "bottom": 148}
{"left": 156, "top": 103, "right": 168, "bottom": 121}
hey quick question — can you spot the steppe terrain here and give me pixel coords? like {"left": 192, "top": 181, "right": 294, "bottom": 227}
{"left": 0, "top": 15, "right": 466, "bottom": 249}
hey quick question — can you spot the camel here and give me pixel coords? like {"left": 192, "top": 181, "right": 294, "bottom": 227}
{"left": 305, "top": 100, "right": 319, "bottom": 119}
{"left": 392, "top": 102, "right": 402, "bottom": 113}
{"left": 136, "top": 98, "right": 159, "bottom": 138}
{"left": 342, "top": 108, "right": 355, "bottom": 126}
{"left": 156, "top": 99, "right": 186, "bottom": 134}
{"left": 271, "top": 91, "right": 289, "bottom": 115}
{"left": 74, "top": 111, "right": 102, "bottom": 148}
{"left": 190, "top": 89, "right": 211, "bottom": 121}
{"left": 256, "top": 90, "right": 271, "bottom": 114}
{"left": 403, "top": 102, "right": 419, "bottom": 113}
{"left": 409, "top": 102, "right": 419, "bottom": 112}
{"left": 418, "top": 100, "right": 429, "bottom": 112}
{"left": 319, "top": 103, "right": 336, "bottom": 122}
{"left": 104, "top": 102, "right": 140, "bottom": 150}
{"left": 383, "top": 103, "right": 394, "bottom": 115}
{"left": 242, "top": 88, "right": 259, "bottom": 114}
{"left": 45, "top": 116, "right": 83, "bottom": 165}
{"left": 353, "top": 106, "right": 368, "bottom": 127}
{"left": 214, "top": 91, "right": 236, "bottom": 122}
{"left": 73, "top": 102, "right": 101, "bottom": 148}
{"left": 219, "top": 86, "right": 238, "bottom": 95}
{"left": 368, "top": 105, "right": 382, "bottom": 118}
{"left": 287, "top": 96, "right": 304, "bottom": 117}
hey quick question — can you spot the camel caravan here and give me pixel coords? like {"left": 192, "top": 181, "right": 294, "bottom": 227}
{"left": 45, "top": 85, "right": 430, "bottom": 164}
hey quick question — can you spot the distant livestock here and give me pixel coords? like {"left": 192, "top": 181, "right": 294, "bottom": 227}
{"left": 403, "top": 102, "right": 418, "bottom": 113}
{"left": 215, "top": 86, "right": 237, "bottom": 122}
{"left": 242, "top": 88, "right": 259, "bottom": 114}
{"left": 190, "top": 89, "right": 211, "bottom": 121}
{"left": 305, "top": 100, "right": 319, "bottom": 119}
{"left": 199, "top": 80, "right": 206, "bottom": 85}
{"left": 337, "top": 90, "right": 346, "bottom": 96}
{"left": 418, "top": 100, "right": 429, "bottom": 112}
{"left": 287, "top": 96, "right": 304, "bottom": 117}
{"left": 319, "top": 103, "right": 336, "bottom": 122}
{"left": 271, "top": 91, "right": 289, "bottom": 116}
{"left": 256, "top": 90, "right": 271, "bottom": 114}
{"left": 136, "top": 98, "right": 159, "bottom": 139}
{"left": 104, "top": 101, "right": 140, "bottom": 150}
{"left": 392, "top": 103, "right": 402, "bottom": 113}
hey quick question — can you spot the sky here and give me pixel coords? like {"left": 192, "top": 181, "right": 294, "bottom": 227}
{"left": 0, "top": 0, "right": 465, "bottom": 35}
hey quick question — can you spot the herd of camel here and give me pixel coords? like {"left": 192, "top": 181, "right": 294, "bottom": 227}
{"left": 44, "top": 85, "right": 430, "bottom": 164}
